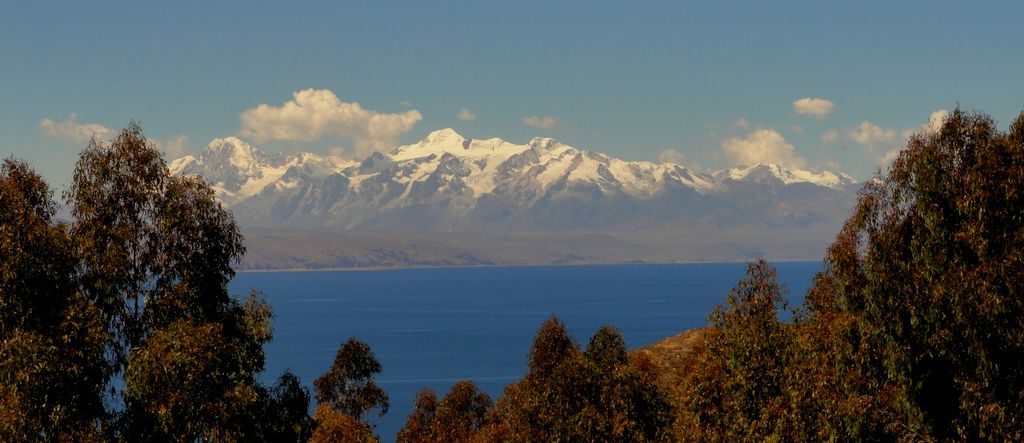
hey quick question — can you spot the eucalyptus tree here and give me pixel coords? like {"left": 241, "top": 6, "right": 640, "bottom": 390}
{"left": 804, "top": 109, "right": 1024, "bottom": 440}
{"left": 64, "top": 123, "right": 277, "bottom": 440}
{"left": 312, "top": 338, "right": 390, "bottom": 442}
{"left": 0, "top": 158, "right": 107, "bottom": 440}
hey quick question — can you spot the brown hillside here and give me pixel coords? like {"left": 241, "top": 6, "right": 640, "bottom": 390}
{"left": 635, "top": 328, "right": 708, "bottom": 391}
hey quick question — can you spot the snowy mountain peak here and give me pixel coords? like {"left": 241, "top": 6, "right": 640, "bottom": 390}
{"left": 206, "top": 136, "right": 253, "bottom": 151}
{"left": 716, "top": 163, "right": 854, "bottom": 189}
{"left": 528, "top": 137, "right": 564, "bottom": 152}
{"left": 357, "top": 151, "right": 395, "bottom": 174}
{"left": 422, "top": 128, "right": 467, "bottom": 145}
{"left": 395, "top": 128, "right": 474, "bottom": 157}
{"left": 203, "top": 136, "right": 268, "bottom": 168}
{"left": 170, "top": 137, "right": 349, "bottom": 206}
{"left": 171, "top": 129, "right": 860, "bottom": 231}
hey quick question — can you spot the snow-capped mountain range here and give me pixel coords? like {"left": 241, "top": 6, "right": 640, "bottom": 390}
{"left": 169, "top": 129, "right": 858, "bottom": 231}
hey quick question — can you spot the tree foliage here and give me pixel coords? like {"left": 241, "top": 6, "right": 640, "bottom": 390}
{"left": 65, "top": 122, "right": 246, "bottom": 374}
{"left": 396, "top": 389, "right": 438, "bottom": 443}
{"left": 1, "top": 124, "right": 310, "bottom": 440}
{"left": 397, "top": 381, "right": 492, "bottom": 443}
{"left": 310, "top": 405, "right": 377, "bottom": 443}
{"left": 479, "top": 316, "right": 673, "bottom": 442}
{"left": 314, "top": 338, "right": 389, "bottom": 441}
{"left": 802, "top": 108, "right": 1024, "bottom": 440}
{"left": 259, "top": 371, "right": 315, "bottom": 442}
{"left": 676, "top": 259, "right": 799, "bottom": 441}
{"left": 0, "top": 158, "right": 107, "bottom": 441}
{"left": 676, "top": 109, "right": 1024, "bottom": 441}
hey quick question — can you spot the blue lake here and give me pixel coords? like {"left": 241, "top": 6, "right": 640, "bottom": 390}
{"left": 230, "top": 262, "right": 820, "bottom": 440}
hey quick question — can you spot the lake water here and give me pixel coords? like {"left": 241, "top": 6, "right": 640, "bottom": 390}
{"left": 230, "top": 262, "right": 820, "bottom": 440}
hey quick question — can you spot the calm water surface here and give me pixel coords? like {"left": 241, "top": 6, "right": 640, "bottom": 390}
{"left": 230, "top": 262, "right": 820, "bottom": 440}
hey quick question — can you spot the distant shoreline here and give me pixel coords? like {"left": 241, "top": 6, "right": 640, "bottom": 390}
{"left": 236, "top": 258, "right": 822, "bottom": 273}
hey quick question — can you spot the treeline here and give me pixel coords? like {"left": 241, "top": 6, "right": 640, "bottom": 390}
{"left": 2, "top": 108, "right": 1023, "bottom": 441}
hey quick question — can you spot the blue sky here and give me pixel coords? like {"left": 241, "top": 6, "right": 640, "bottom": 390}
{"left": 3, "top": 1, "right": 1022, "bottom": 187}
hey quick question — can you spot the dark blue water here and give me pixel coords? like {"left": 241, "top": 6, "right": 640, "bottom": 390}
{"left": 230, "top": 262, "right": 820, "bottom": 440}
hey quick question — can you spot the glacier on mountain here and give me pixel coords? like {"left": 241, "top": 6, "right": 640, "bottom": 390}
{"left": 170, "top": 129, "right": 859, "bottom": 231}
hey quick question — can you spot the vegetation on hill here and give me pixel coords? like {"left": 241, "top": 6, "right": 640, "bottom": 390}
{"left": 2, "top": 107, "right": 1023, "bottom": 441}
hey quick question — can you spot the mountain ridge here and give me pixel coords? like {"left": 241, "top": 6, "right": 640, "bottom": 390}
{"left": 170, "top": 128, "right": 859, "bottom": 233}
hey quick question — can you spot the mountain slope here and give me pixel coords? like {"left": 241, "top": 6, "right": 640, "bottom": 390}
{"left": 169, "top": 136, "right": 352, "bottom": 206}
{"left": 170, "top": 129, "right": 859, "bottom": 234}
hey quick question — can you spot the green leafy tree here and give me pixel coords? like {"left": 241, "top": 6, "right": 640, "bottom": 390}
{"left": 0, "top": 158, "right": 107, "bottom": 440}
{"left": 56, "top": 123, "right": 300, "bottom": 439}
{"left": 119, "top": 291, "right": 272, "bottom": 441}
{"left": 584, "top": 325, "right": 629, "bottom": 370}
{"left": 258, "top": 371, "right": 315, "bottom": 442}
{"left": 310, "top": 405, "right": 377, "bottom": 443}
{"left": 314, "top": 338, "right": 389, "bottom": 440}
{"left": 527, "top": 315, "right": 579, "bottom": 377}
{"left": 398, "top": 382, "right": 491, "bottom": 443}
{"left": 676, "top": 259, "right": 796, "bottom": 441}
{"left": 583, "top": 326, "right": 673, "bottom": 441}
{"left": 804, "top": 109, "right": 1024, "bottom": 440}
{"left": 782, "top": 232, "right": 907, "bottom": 440}
{"left": 484, "top": 316, "right": 672, "bottom": 442}
{"left": 65, "top": 122, "right": 247, "bottom": 374}
{"left": 1, "top": 158, "right": 79, "bottom": 334}
{"left": 396, "top": 389, "right": 438, "bottom": 443}
{"left": 485, "top": 315, "right": 588, "bottom": 441}
{"left": 433, "top": 381, "right": 492, "bottom": 442}
{"left": 1, "top": 125, "right": 316, "bottom": 440}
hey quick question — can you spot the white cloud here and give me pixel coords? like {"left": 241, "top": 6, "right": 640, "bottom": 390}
{"left": 846, "top": 120, "right": 918, "bottom": 169}
{"left": 40, "top": 114, "right": 190, "bottom": 158}
{"left": 657, "top": 148, "right": 687, "bottom": 165}
{"left": 39, "top": 113, "right": 116, "bottom": 143}
{"left": 155, "top": 135, "right": 190, "bottom": 159}
{"left": 522, "top": 115, "right": 560, "bottom": 130}
{"left": 239, "top": 88, "right": 423, "bottom": 156}
{"left": 827, "top": 109, "right": 951, "bottom": 171}
{"left": 927, "top": 109, "right": 949, "bottom": 132}
{"left": 457, "top": 108, "right": 478, "bottom": 121}
{"left": 848, "top": 121, "right": 898, "bottom": 146}
{"left": 793, "top": 97, "right": 836, "bottom": 119}
{"left": 732, "top": 118, "right": 751, "bottom": 129}
{"left": 722, "top": 129, "right": 807, "bottom": 169}
{"left": 848, "top": 110, "right": 948, "bottom": 151}
{"left": 820, "top": 129, "right": 839, "bottom": 145}
{"left": 880, "top": 148, "right": 902, "bottom": 168}
{"left": 902, "top": 109, "right": 952, "bottom": 139}
{"left": 881, "top": 109, "right": 949, "bottom": 169}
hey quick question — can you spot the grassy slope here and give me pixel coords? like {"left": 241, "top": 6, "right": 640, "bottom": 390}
{"left": 636, "top": 328, "right": 708, "bottom": 392}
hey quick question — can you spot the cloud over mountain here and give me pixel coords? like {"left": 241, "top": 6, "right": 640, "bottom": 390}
{"left": 657, "top": 148, "right": 687, "bottom": 165}
{"left": 239, "top": 88, "right": 423, "bottom": 156}
{"left": 722, "top": 129, "right": 807, "bottom": 169}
